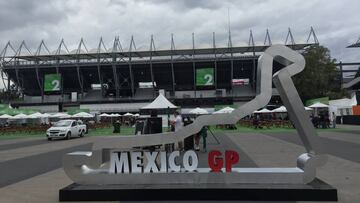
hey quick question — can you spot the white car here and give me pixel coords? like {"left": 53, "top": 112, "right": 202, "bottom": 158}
{"left": 46, "top": 120, "right": 87, "bottom": 141}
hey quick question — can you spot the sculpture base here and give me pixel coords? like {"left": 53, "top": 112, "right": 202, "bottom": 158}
{"left": 59, "top": 178, "right": 337, "bottom": 201}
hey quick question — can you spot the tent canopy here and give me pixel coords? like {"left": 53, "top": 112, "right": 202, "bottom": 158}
{"left": 189, "top": 107, "right": 208, "bottom": 115}
{"left": 271, "top": 106, "right": 314, "bottom": 113}
{"left": 0, "top": 114, "right": 12, "bottom": 119}
{"left": 99, "top": 113, "right": 110, "bottom": 117}
{"left": 308, "top": 102, "right": 329, "bottom": 108}
{"left": 12, "top": 113, "right": 28, "bottom": 119}
{"left": 123, "top": 112, "right": 134, "bottom": 116}
{"left": 109, "top": 113, "right": 121, "bottom": 117}
{"left": 254, "top": 108, "right": 272, "bottom": 113}
{"left": 213, "top": 106, "right": 235, "bottom": 114}
{"left": 29, "top": 112, "right": 47, "bottom": 118}
{"left": 49, "top": 112, "right": 70, "bottom": 118}
{"left": 72, "top": 112, "right": 94, "bottom": 118}
{"left": 272, "top": 106, "right": 287, "bottom": 113}
{"left": 329, "top": 96, "right": 357, "bottom": 108}
{"left": 141, "top": 94, "right": 177, "bottom": 110}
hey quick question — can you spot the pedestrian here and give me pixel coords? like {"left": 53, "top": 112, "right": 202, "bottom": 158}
{"left": 325, "top": 115, "right": 330, "bottom": 128}
{"left": 200, "top": 126, "right": 208, "bottom": 152}
{"left": 332, "top": 112, "right": 336, "bottom": 128}
{"left": 113, "top": 120, "right": 121, "bottom": 133}
{"left": 170, "top": 111, "right": 183, "bottom": 150}
{"left": 194, "top": 131, "right": 201, "bottom": 151}
{"left": 319, "top": 114, "right": 325, "bottom": 129}
{"left": 253, "top": 115, "right": 260, "bottom": 129}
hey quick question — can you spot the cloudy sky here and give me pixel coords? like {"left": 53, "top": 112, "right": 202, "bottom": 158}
{"left": 0, "top": 0, "right": 359, "bottom": 87}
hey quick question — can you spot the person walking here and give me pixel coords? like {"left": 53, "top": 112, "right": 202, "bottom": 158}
{"left": 200, "top": 126, "right": 208, "bottom": 152}
{"left": 332, "top": 112, "right": 337, "bottom": 128}
{"left": 194, "top": 131, "right": 201, "bottom": 151}
{"left": 113, "top": 120, "right": 121, "bottom": 133}
{"left": 170, "top": 111, "right": 184, "bottom": 150}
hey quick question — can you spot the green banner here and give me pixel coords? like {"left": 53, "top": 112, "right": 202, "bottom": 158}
{"left": 44, "top": 74, "right": 61, "bottom": 92}
{"left": 196, "top": 68, "right": 214, "bottom": 86}
{"left": 305, "top": 97, "right": 329, "bottom": 106}
{"left": 0, "top": 104, "right": 7, "bottom": 110}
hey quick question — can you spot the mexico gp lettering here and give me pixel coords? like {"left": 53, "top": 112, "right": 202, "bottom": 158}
{"left": 109, "top": 150, "right": 239, "bottom": 174}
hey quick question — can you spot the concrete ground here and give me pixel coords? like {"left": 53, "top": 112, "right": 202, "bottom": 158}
{"left": 0, "top": 125, "right": 359, "bottom": 203}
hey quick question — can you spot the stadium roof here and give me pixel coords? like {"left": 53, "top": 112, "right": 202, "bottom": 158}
{"left": 0, "top": 28, "right": 319, "bottom": 63}
{"left": 7, "top": 44, "right": 313, "bottom": 62}
{"left": 347, "top": 36, "right": 360, "bottom": 48}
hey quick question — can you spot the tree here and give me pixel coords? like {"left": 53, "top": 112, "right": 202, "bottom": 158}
{"left": 293, "top": 45, "right": 346, "bottom": 102}
{"left": 0, "top": 84, "right": 21, "bottom": 103}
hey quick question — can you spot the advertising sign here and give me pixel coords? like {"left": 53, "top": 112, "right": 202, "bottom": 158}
{"left": 232, "top": 78, "right": 249, "bottom": 86}
{"left": 44, "top": 74, "right": 61, "bottom": 92}
{"left": 196, "top": 68, "right": 214, "bottom": 86}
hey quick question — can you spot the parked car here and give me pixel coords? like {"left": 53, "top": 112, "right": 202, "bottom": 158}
{"left": 46, "top": 119, "right": 87, "bottom": 141}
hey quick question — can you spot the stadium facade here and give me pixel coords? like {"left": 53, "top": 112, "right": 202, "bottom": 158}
{"left": 0, "top": 28, "right": 319, "bottom": 113}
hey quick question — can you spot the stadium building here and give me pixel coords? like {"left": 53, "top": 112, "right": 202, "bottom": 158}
{"left": 0, "top": 28, "right": 319, "bottom": 113}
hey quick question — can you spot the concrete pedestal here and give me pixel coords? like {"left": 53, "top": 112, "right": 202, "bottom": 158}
{"left": 59, "top": 178, "right": 337, "bottom": 201}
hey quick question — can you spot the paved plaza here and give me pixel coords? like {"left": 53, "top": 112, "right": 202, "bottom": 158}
{"left": 0, "top": 125, "right": 359, "bottom": 202}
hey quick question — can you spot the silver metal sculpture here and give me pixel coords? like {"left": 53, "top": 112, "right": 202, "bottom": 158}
{"left": 63, "top": 45, "right": 326, "bottom": 185}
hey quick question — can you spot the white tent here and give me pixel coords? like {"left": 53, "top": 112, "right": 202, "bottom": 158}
{"left": 0, "top": 114, "right": 12, "bottom": 119}
{"left": 213, "top": 106, "right": 235, "bottom": 114}
{"left": 12, "top": 113, "right": 28, "bottom": 119}
{"left": 49, "top": 112, "right": 71, "bottom": 119}
{"left": 39, "top": 113, "right": 50, "bottom": 118}
{"left": 41, "top": 113, "right": 51, "bottom": 117}
{"left": 49, "top": 112, "right": 68, "bottom": 118}
{"left": 308, "top": 102, "right": 329, "bottom": 116}
{"left": 59, "top": 114, "right": 71, "bottom": 119}
{"left": 329, "top": 95, "right": 357, "bottom": 116}
{"left": 308, "top": 102, "right": 329, "bottom": 108}
{"left": 109, "top": 113, "right": 121, "bottom": 117}
{"left": 29, "top": 112, "right": 47, "bottom": 118}
{"left": 254, "top": 108, "right": 272, "bottom": 113}
{"left": 272, "top": 106, "right": 287, "bottom": 113}
{"left": 141, "top": 93, "right": 177, "bottom": 110}
{"left": 304, "top": 107, "right": 312, "bottom": 111}
{"left": 141, "top": 93, "right": 178, "bottom": 128}
{"left": 72, "top": 112, "right": 94, "bottom": 118}
{"left": 99, "top": 113, "right": 111, "bottom": 117}
{"left": 189, "top": 107, "right": 209, "bottom": 115}
{"left": 123, "top": 112, "right": 133, "bottom": 116}
{"left": 26, "top": 114, "right": 38, "bottom": 119}
{"left": 134, "top": 113, "right": 140, "bottom": 117}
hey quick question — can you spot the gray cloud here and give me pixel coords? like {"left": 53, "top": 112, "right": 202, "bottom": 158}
{"left": 0, "top": 0, "right": 71, "bottom": 31}
{"left": 0, "top": 0, "right": 359, "bottom": 88}
{"left": 131, "top": 0, "right": 229, "bottom": 10}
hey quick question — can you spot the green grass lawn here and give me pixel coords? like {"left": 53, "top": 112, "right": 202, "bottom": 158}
{"left": 210, "top": 125, "right": 358, "bottom": 135}
{"left": 210, "top": 125, "right": 296, "bottom": 133}
{"left": 0, "top": 131, "right": 45, "bottom": 139}
{"left": 0, "top": 126, "right": 136, "bottom": 140}
{"left": 87, "top": 126, "right": 135, "bottom": 136}
{"left": 0, "top": 124, "right": 356, "bottom": 140}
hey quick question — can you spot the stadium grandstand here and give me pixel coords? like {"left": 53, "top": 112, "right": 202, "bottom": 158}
{"left": 339, "top": 36, "right": 360, "bottom": 103}
{"left": 0, "top": 28, "right": 319, "bottom": 113}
